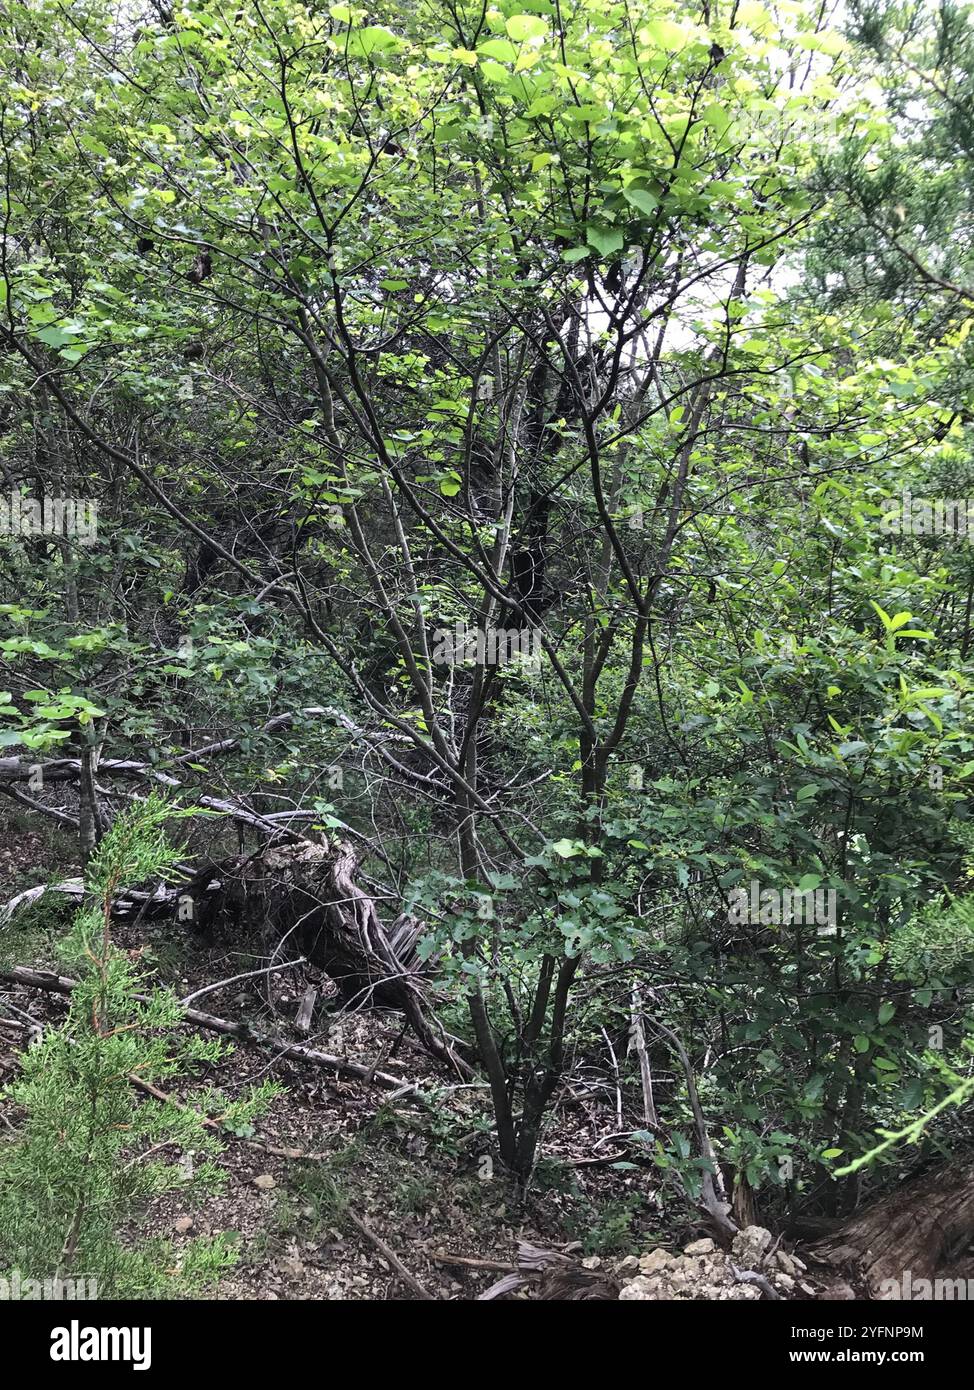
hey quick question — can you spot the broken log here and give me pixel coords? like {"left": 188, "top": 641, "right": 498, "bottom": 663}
{"left": 0, "top": 965, "right": 424, "bottom": 1096}
{"left": 479, "top": 1241, "right": 621, "bottom": 1301}
{"left": 1, "top": 837, "right": 468, "bottom": 1079}
{"left": 808, "top": 1160, "right": 974, "bottom": 1296}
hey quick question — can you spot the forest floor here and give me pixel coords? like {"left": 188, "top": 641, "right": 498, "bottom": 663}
{"left": 0, "top": 816, "right": 698, "bottom": 1301}
{"left": 9, "top": 816, "right": 931, "bottom": 1302}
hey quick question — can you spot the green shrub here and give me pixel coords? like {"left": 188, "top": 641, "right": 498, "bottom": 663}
{"left": 0, "top": 795, "right": 278, "bottom": 1298}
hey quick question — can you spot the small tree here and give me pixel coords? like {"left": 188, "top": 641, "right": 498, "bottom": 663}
{"left": 0, "top": 795, "right": 277, "bottom": 1298}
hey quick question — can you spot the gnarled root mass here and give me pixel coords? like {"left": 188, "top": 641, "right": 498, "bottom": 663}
{"left": 182, "top": 837, "right": 469, "bottom": 1077}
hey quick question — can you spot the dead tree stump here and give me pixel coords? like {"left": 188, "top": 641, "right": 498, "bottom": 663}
{"left": 182, "top": 837, "right": 468, "bottom": 1076}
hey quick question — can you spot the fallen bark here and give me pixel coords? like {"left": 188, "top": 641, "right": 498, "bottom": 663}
{"left": 479, "top": 1241, "right": 621, "bottom": 1301}
{"left": 808, "top": 1160, "right": 974, "bottom": 1295}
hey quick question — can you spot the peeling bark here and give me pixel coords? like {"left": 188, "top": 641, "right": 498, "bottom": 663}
{"left": 809, "top": 1161, "right": 974, "bottom": 1296}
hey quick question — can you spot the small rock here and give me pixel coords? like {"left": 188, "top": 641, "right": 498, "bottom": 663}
{"left": 684, "top": 1238, "right": 716, "bottom": 1257}
{"left": 615, "top": 1256, "right": 640, "bottom": 1276}
{"left": 619, "top": 1276, "right": 657, "bottom": 1301}
{"left": 822, "top": 1279, "right": 857, "bottom": 1300}
{"left": 639, "top": 1248, "right": 673, "bottom": 1274}
{"left": 582, "top": 1256, "right": 602, "bottom": 1270}
{"left": 253, "top": 1173, "right": 277, "bottom": 1190}
{"left": 732, "top": 1225, "right": 772, "bottom": 1265}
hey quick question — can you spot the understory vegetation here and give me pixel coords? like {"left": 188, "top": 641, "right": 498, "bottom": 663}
{"left": 1, "top": 0, "right": 974, "bottom": 1301}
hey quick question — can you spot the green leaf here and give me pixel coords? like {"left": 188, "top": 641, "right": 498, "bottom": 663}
{"left": 35, "top": 326, "right": 78, "bottom": 348}
{"left": 869, "top": 600, "right": 893, "bottom": 631}
{"left": 345, "top": 26, "right": 403, "bottom": 58}
{"left": 550, "top": 838, "right": 582, "bottom": 858}
{"left": 623, "top": 187, "right": 660, "bottom": 217}
{"left": 701, "top": 102, "right": 730, "bottom": 136}
{"left": 641, "top": 18, "right": 687, "bottom": 51}
{"left": 479, "top": 59, "right": 512, "bottom": 83}
{"left": 506, "top": 15, "right": 548, "bottom": 41}
{"left": 585, "top": 225, "right": 624, "bottom": 257}
{"left": 478, "top": 38, "right": 518, "bottom": 62}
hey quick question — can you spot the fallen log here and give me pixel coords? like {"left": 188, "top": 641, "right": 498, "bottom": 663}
{"left": 479, "top": 1241, "right": 621, "bottom": 1301}
{"left": 0, "top": 965, "right": 425, "bottom": 1097}
{"left": 0, "top": 877, "right": 177, "bottom": 926}
{"left": 808, "top": 1160, "right": 974, "bottom": 1296}
{"left": 1, "top": 837, "right": 469, "bottom": 1079}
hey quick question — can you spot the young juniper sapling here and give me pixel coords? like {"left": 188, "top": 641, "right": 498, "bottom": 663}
{"left": 0, "top": 795, "right": 278, "bottom": 1298}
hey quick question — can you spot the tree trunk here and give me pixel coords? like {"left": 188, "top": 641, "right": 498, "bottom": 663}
{"left": 809, "top": 1161, "right": 974, "bottom": 1296}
